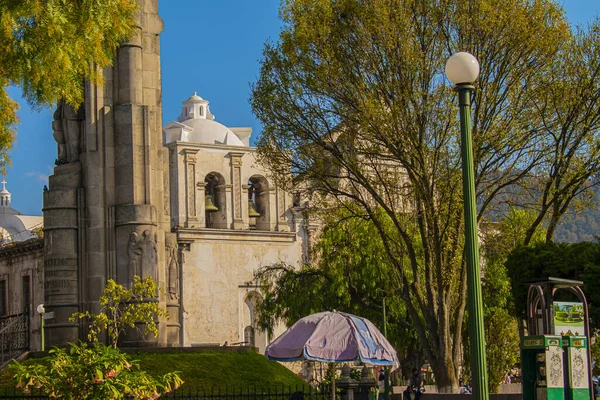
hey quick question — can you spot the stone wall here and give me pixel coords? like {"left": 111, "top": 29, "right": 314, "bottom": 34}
{"left": 0, "top": 239, "right": 44, "bottom": 351}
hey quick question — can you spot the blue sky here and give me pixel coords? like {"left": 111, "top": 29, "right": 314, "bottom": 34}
{"left": 6, "top": 1, "right": 600, "bottom": 216}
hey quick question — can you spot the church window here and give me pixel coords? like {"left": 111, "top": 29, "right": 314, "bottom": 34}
{"left": 0, "top": 280, "right": 6, "bottom": 317}
{"left": 204, "top": 172, "right": 227, "bottom": 229}
{"left": 248, "top": 176, "right": 270, "bottom": 231}
{"left": 244, "top": 325, "right": 255, "bottom": 347}
{"left": 22, "top": 275, "right": 31, "bottom": 314}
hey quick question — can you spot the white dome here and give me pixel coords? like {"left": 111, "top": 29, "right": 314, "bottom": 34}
{"left": 163, "top": 93, "right": 247, "bottom": 147}
{"left": 179, "top": 118, "right": 244, "bottom": 146}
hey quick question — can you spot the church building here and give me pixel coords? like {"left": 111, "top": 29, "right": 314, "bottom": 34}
{"left": 164, "top": 93, "right": 309, "bottom": 352}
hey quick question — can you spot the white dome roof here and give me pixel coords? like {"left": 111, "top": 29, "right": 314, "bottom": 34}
{"left": 163, "top": 93, "right": 247, "bottom": 147}
{"left": 178, "top": 118, "right": 244, "bottom": 146}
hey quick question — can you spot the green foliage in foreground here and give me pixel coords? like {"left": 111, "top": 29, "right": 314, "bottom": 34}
{"left": 9, "top": 277, "right": 182, "bottom": 399}
{"left": 70, "top": 276, "right": 167, "bottom": 349}
{"left": 10, "top": 343, "right": 183, "bottom": 400}
{"left": 2, "top": 350, "right": 305, "bottom": 393}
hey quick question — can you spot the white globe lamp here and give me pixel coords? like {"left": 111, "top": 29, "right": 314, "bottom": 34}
{"left": 445, "top": 52, "right": 480, "bottom": 85}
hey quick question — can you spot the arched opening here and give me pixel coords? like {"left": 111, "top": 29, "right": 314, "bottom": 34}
{"left": 248, "top": 175, "right": 270, "bottom": 231}
{"left": 204, "top": 172, "right": 227, "bottom": 229}
{"left": 243, "top": 291, "right": 268, "bottom": 353}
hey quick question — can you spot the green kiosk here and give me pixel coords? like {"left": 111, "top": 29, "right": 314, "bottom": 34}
{"left": 522, "top": 278, "right": 593, "bottom": 400}
{"left": 521, "top": 335, "right": 564, "bottom": 400}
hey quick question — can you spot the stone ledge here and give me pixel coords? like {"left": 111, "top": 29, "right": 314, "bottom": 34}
{"left": 177, "top": 228, "right": 297, "bottom": 243}
{"left": 0, "top": 238, "right": 43, "bottom": 258}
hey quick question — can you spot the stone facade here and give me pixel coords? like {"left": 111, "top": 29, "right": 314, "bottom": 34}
{"left": 164, "top": 94, "right": 309, "bottom": 353}
{"left": 0, "top": 239, "right": 44, "bottom": 351}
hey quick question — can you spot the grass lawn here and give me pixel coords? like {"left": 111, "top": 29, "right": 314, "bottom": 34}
{"left": 0, "top": 349, "right": 306, "bottom": 392}
{"left": 132, "top": 350, "right": 306, "bottom": 389}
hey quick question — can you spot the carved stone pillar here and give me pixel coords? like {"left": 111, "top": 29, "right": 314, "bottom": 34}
{"left": 242, "top": 184, "right": 250, "bottom": 228}
{"left": 229, "top": 152, "right": 245, "bottom": 229}
{"left": 42, "top": 163, "right": 82, "bottom": 347}
{"left": 266, "top": 187, "right": 277, "bottom": 231}
{"left": 183, "top": 150, "right": 198, "bottom": 228}
{"left": 43, "top": 0, "right": 175, "bottom": 348}
{"left": 196, "top": 182, "right": 206, "bottom": 228}
{"left": 275, "top": 187, "right": 290, "bottom": 232}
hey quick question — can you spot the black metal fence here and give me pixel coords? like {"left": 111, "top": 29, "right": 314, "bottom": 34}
{"left": 0, "top": 311, "right": 29, "bottom": 367}
{"left": 0, "top": 385, "right": 331, "bottom": 399}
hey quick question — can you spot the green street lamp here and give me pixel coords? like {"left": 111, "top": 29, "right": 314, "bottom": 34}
{"left": 37, "top": 303, "right": 45, "bottom": 352}
{"left": 445, "top": 52, "right": 489, "bottom": 400}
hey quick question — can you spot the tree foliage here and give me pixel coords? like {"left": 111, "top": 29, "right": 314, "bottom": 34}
{"left": 70, "top": 276, "right": 168, "bottom": 349}
{"left": 0, "top": 0, "right": 137, "bottom": 170}
{"left": 10, "top": 343, "right": 183, "bottom": 400}
{"left": 506, "top": 241, "right": 600, "bottom": 331}
{"left": 11, "top": 276, "right": 181, "bottom": 400}
{"left": 254, "top": 205, "right": 423, "bottom": 375}
{"left": 520, "top": 19, "right": 600, "bottom": 245}
{"left": 251, "top": 0, "right": 575, "bottom": 391}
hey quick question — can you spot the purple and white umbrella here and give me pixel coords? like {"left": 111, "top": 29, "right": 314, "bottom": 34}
{"left": 266, "top": 311, "right": 397, "bottom": 365}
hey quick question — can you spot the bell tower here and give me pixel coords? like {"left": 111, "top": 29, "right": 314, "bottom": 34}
{"left": 43, "top": 0, "right": 179, "bottom": 347}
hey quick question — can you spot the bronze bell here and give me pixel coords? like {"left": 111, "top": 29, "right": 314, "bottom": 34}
{"left": 248, "top": 200, "right": 261, "bottom": 218}
{"left": 205, "top": 195, "right": 219, "bottom": 212}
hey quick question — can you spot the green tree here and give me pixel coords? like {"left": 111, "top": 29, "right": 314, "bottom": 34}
{"left": 10, "top": 343, "right": 183, "bottom": 400}
{"left": 0, "top": 0, "right": 137, "bottom": 170}
{"left": 70, "top": 276, "right": 168, "bottom": 349}
{"left": 506, "top": 241, "right": 600, "bottom": 331}
{"left": 254, "top": 205, "right": 423, "bottom": 377}
{"left": 251, "top": 0, "right": 570, "bottom": 391}
{"left": 520, "top": 20, "right": 600, "bottom": 245}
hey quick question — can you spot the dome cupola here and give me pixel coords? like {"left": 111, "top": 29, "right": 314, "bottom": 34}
{"left": 0, "top": 180, "right": 11, "bottom": 208}
{"left": 177, "top": 92, "right": 215, "bottom": 122}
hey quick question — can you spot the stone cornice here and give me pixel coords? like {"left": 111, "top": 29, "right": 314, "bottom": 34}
{"left": 167, "top": 142, "right": 257, "bottom": 153}
{"left": 176, "top": 228, "right": 296, "bottom": 243}
{"left": 0, "top": 238, "right": 44, "bottom": 258}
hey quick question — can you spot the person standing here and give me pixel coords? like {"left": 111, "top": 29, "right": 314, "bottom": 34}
{"left": 409, "top": 369, "right": 424, "bottom": 400}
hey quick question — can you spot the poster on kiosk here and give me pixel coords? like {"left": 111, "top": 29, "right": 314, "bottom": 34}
{"left": 554, "top": 301, "right": 585, "bottom": 336}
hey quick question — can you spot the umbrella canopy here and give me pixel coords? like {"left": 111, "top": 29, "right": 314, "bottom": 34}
{"left": 266, "top": 311, "right": 397, "bottom": 365}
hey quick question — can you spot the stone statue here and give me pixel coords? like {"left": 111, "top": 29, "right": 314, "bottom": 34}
{"left": 165, "top": 234, "right": 179, "bottom": 300}
{"left": 127, "top": 232, "right": 142, "bottom": 288}
{"left": 52, "top": 100, "right": 84, "bottom": 164}
{"left": 140, "top": 230, "right": 158, "bottom": 284}
{"left": 127, "top": 230, "right": 158, "bottom": 288}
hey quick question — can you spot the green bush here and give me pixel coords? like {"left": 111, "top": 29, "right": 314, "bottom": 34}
{"left": 556, "top": 311, "right": 568, "bottom": 321}
{"left": 10, "top": 343, "right": 182, "bottom": 399}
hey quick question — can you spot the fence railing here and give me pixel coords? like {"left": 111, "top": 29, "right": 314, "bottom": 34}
{"left": 0, "top": 311, "right": 29, "bottom": 367}
{"left": 0, "top": 385, "right": 331, "bottom": 399}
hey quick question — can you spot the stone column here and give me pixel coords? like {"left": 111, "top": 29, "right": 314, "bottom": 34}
{"left": 229, "top": 152, "right": 245, "bottom": 229}
{"left": 183, "top": 150, "right": 198, "bottom": 228}
{"left": 196, "top": 182, "right": 206, "bottom": 228}
{"left": 42, "top": 167, "right": 82, "bottom": 347}
{"left": 43, "top": 0, "right": 175, "bottom": 347}
{"left": 275, "top": 187, "right": 290, "bottom": 232}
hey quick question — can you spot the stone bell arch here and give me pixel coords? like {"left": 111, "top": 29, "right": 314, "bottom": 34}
{"left": 42, "top": 0, "right": 180, "bottom": 347}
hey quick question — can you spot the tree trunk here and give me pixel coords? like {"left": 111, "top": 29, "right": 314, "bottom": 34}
{"left": 433, "top": 362, "right": 459, "bottom": 393}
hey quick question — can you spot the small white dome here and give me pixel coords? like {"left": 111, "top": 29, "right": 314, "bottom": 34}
{"left": 179, "top": 118, "right": 245, "bottom": 146}
{"left": 164, "top": 93, "right": 246, "bottom": 147}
